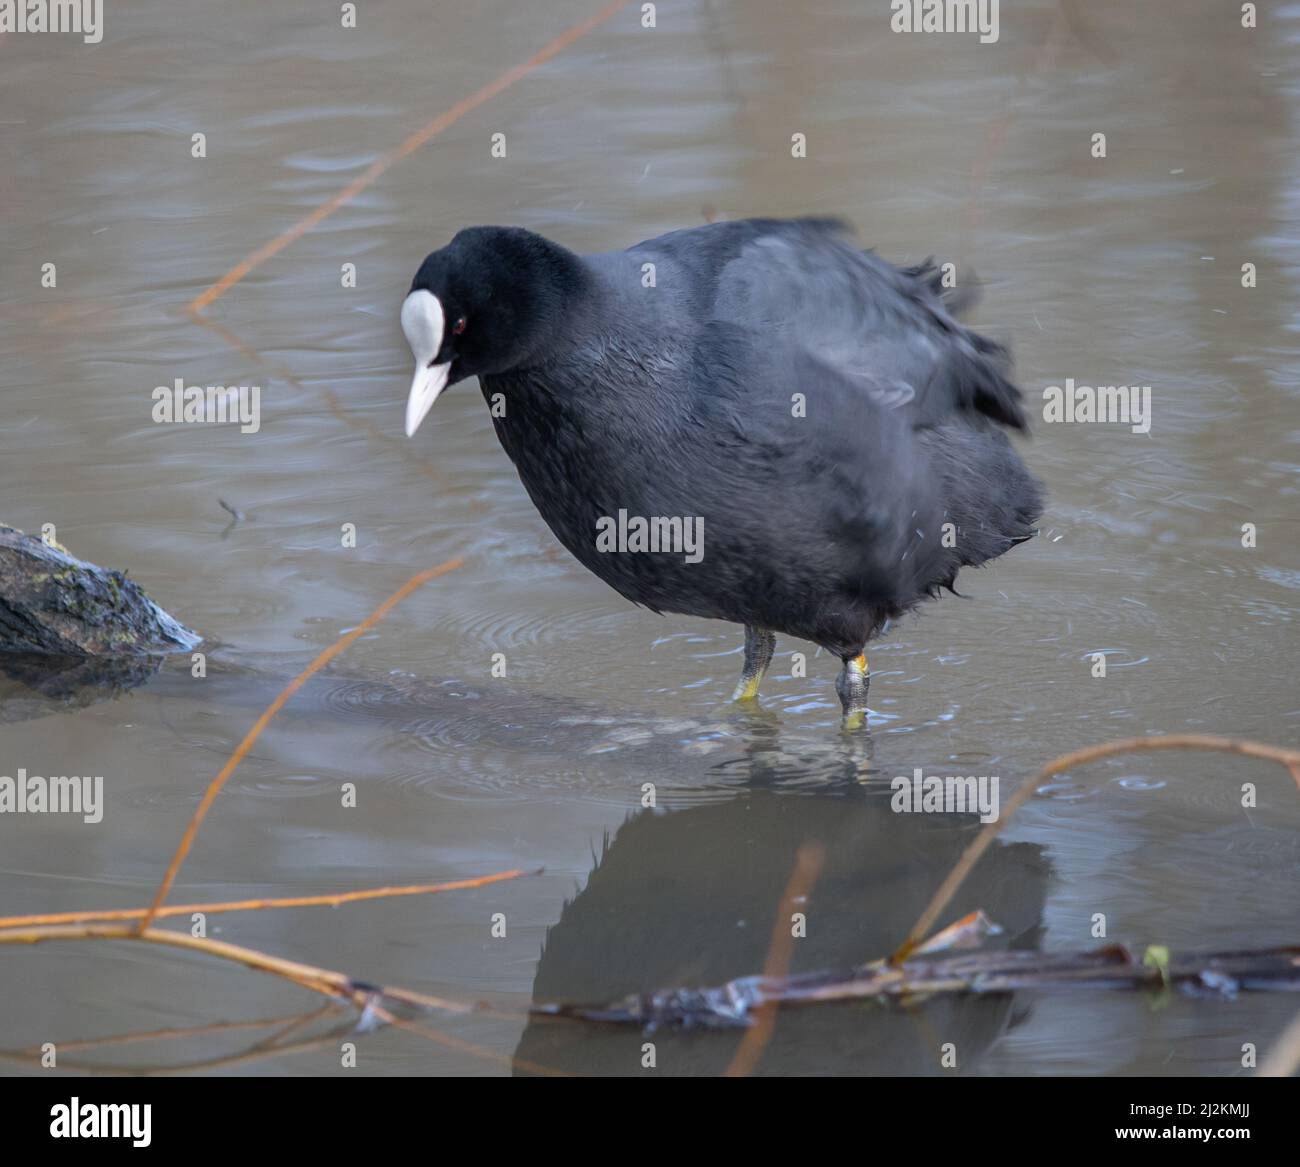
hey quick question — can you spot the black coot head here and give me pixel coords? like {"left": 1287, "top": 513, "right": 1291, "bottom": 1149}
{"left": 400, "top": 226, "right": 583, "bottom": 436}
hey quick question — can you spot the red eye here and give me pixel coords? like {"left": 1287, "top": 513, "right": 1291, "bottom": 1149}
{"left": 453, "top": 316, "right": 467, "bottom": 335}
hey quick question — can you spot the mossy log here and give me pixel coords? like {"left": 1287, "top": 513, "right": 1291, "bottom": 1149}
{"left": 0, "top": 525, "right": 200, "bottom": 656}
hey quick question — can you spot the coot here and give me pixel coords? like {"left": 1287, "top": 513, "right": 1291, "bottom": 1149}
{"left": 400, "top": 218, "right": 1042, "bottom": 726}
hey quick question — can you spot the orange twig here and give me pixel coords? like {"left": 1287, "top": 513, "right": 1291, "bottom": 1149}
{"left": 894, "top": 735, "right": 1300, "bottom": 963}
{"left": 724, "top": 841, "right": 825, "bottom": 1077}
{"left": 9, "top": 1009, "right": 331, "bottom": 1057}
{"left": 1, "top": 923, "right": 476, "bottom": 1013}
{"left": 189, "top": 312, "right": 456, "bottom": 489}
{"left": 188, "top": 0, "right": 634, "bottom": 313}
{"left": 136, "top": 557, "right": 464, "bottom": 934}
{"left": 380, "top": 1010, "right": 574, "bottom": 1078}
{"left": 1257, "top": 1005, "right": 1300, "bottom": 1078}
{"left": 0, "top": 1032, "right": 342, "bottom": 1077}
{"left": 0, "top": 867, "right": 532, "bottom": 930}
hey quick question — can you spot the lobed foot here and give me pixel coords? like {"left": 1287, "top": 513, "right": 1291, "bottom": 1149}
{"left": 731, "top": 626, "right": 776, "bottom": 702}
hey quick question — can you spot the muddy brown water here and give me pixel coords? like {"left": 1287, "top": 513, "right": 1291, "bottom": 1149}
{"left": 1, "top": 1, "right": 1297, "bottom": 1075}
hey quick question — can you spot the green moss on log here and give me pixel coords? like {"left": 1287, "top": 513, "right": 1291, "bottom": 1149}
{"left": 0, "top": 525, "right": 200, "bottom": 656}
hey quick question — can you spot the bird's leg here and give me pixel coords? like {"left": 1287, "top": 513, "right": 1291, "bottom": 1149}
{"left": 731, "top": 626, "right": 776, "bottom": 702}
{"left": 836, "top": 652, "right": 870, "bottom": 729}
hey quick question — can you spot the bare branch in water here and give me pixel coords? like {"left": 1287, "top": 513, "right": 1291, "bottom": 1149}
{"left": 534, "top": 938, "right": 1300, "bottom": 1030}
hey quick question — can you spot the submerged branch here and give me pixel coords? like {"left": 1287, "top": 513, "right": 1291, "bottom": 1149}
{"left": 536, "top": 939, "right": 1300, "bottom": 1030}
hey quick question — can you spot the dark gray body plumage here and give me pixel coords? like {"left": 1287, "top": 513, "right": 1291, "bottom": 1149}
{"left": 477, "top": 218, "right": 1043, "bottom": 659}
